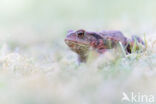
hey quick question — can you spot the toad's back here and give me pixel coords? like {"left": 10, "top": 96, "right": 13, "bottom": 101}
{"left": 99, "top": 30, "right": 127, "bottom": 44}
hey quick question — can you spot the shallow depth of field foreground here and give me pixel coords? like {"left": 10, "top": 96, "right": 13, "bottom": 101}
{"left": 0, "top": 0, "right": 156, "bottom": 104}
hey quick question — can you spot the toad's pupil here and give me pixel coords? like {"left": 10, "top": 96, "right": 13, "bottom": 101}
{"left": 78, "top": 33, "right": 84, "bottom": 38}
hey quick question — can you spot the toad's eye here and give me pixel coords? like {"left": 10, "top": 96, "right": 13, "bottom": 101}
{"left": 77, "top": 32, "right": 84, "bottom": 39}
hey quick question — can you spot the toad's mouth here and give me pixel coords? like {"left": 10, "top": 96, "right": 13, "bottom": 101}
{"left": 64, "top": 39, "right": 90, "bottom": 54}
{"left": 65, "top": 39, "right": 89, "bottom": 45}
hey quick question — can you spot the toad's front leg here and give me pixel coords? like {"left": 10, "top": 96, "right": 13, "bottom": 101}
{"left": 78, "top": 54, "right": 88, "bottom": 63}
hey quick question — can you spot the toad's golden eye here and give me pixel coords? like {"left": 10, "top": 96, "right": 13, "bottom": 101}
{"left": 77, "top": 31, "right": 84, "bottom": 39}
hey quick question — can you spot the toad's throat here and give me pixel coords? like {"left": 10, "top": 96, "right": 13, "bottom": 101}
{"left": 65, "top": 39, "right": 90, "bottom": 55}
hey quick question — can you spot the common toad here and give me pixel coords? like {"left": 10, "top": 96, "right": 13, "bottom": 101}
{"left": 65, "top": 29, "right": 145, "bottom": 63}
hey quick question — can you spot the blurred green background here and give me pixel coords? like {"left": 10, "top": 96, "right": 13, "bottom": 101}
{"left": 0, "top": 1, "right": 156, "bottom": 104}
{"left": 0, "top": 0, "right": 155, "bottom": 46}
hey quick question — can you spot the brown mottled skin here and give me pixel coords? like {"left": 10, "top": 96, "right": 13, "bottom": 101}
{"left": 65, "top": 29, "right": 145, "bottom": 63}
